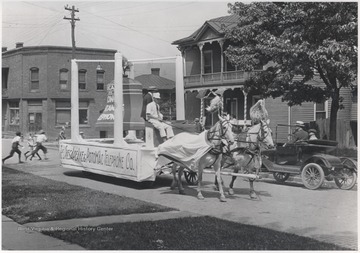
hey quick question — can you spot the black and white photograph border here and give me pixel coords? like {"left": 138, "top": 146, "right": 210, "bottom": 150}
{"left": 1, "top": 0, "right": 358, "bottom": 251}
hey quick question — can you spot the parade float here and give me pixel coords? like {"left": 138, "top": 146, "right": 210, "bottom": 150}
{"left": 59, "top": 52, "right": 189, "bottom": 184}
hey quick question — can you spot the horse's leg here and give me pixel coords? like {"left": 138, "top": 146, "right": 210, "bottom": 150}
{"left": 249, "top": 179, "right": 258, "bottom": 199}
{"left": 214, "top": 156, "right": 226, "bottom": 202}
{"left": 214, "top": 175, "right": 224, "bottom": 191}
{"left": 177, "top": 167, "right": 185, "bottom": 195}
{"left": 196, "top": 166, "right": 204, "bottom": 200}
{"left": 228, "top": 168, "right": 238, "bottom": 195}
{"left": 170, "top": 163, "right": 178, "bottom": 190}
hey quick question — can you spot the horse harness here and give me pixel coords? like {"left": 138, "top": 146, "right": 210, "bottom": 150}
{"left": 207, "top": 120, "right": 231, "bottom": 156}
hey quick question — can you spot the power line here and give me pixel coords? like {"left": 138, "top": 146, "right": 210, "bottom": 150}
{"left": 80, "top": 26, "right": 164, "bottom": 58}
{"left": 81, "top": 9, "right": 171, "bottom": 44}
{"left": 21, "top": 2, "right": 62, "bottom": 13}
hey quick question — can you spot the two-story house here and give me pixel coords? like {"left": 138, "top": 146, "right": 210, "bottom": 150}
{"left": 2, "top": 43, "right": 116, "bottom": 139}
{"left": 172, "top": 15, "right": 357, "bottom": 147}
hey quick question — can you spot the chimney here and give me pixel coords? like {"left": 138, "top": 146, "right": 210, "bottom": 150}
{"left": 2, "top": 47, "right": 7, "bottom": 52}
{"left": 16, "top": 42, "right": 24, "bottom": 48}
{"left": 151, "top": 68, "right": 160, "bottom": 76}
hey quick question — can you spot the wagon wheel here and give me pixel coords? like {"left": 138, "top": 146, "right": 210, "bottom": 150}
{"left": 334, "top": 158, "right": 358, "bottom": 190}
{"left": 184, "top": 170, "right": 198, "bottom": 185}
{"left": 301, "top": 163, "right": 325, "bottom": 190}
{"left": 273, "top": 172, "right": 290, "bottom": 183}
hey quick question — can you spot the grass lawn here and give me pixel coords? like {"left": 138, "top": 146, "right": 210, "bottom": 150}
{"left": 43, "top": 216, "right": 350, "bottom": 250}
{"left": 2, "top": 167, "right": 175, "bottom": 224}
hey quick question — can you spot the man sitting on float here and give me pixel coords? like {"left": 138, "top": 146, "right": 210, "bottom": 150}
{"left": 146, "top": 92, "right": 174, "bottom": 142}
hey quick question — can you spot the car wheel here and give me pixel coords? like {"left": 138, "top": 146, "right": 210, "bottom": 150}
{"left": 273, "top": 172, "right": 290, "bottom": 183}
{"left": 301, "top": 163, "right": 325, "bottom": 190}
{"left": 335, "top": 158, "right": 357, "bottom": 190}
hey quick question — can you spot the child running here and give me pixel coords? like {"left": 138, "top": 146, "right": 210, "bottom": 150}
{"left": 24, "top": 133, "right": 42, "bottom": 161}
{"left": 2, "top": 131, "right": 24, "bottom": 164}
{"left": 25, "top": 130, "right": 48, "bottom": 161}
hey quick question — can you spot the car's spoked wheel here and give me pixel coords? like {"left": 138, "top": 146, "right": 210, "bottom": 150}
{"left": 335, "top": 158, "right": 357, "bottom": 190}
{"left": 301, "top": 163, "right": 325, "bottom": 190}
{"left": 184, "top": 170, "right": 198, "bottom": 185}
{"left": 273, "top": 172, "right": 290, "bottom": 183}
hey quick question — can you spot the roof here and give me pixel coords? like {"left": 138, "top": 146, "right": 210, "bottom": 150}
{"left": 135, "top": 74, "right": 175, "bottom": 90}
{"left": 2, "top": 45, "right": 117, "bottom": 57}
{"left": 172, "top": 14, "right": 240, "bottom": 45}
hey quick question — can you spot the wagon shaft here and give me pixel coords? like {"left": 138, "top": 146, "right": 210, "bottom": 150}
{"left": 203, "top": 169, "right": 260, "bottom": 179}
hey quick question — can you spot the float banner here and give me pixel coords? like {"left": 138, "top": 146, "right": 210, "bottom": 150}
{"left": 60, "top": 142, "right": 148, "bottom": 181}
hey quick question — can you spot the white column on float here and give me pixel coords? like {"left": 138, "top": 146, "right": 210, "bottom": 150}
{"left": 71, "top": 59, "right": 80, "bottom": 141}
{"left": 113, "top": 52, "right": 128, "bottom": 146}
{"left": 175, "top": 55, "right": 185, "bottom": 120}
{"left": 125, "top": 63, "right": 138, "bottom": 140}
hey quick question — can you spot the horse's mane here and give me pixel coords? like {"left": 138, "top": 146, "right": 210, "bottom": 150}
{"left": 250, "top": 99, "right": 268, "bottom": 124}
{"left": 206, "top": 95, "right": 223, "bottom": 114}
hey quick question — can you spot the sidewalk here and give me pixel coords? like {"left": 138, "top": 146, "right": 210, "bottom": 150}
{"left": 2, "top": 215, "right": 84, "bottom": 250}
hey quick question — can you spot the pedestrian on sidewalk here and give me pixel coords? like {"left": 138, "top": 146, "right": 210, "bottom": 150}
{"left": 25, "top": 130, "right": 48, "bottom": 161}
{"left": 24, "top": 133, "right": 42, "bottom": 161}
{"left": 2, "top": 131, "right": 24, "bottom": 164}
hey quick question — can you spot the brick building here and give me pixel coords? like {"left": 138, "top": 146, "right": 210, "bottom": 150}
{"left": 2, "top": 43, "right": 117, "bottom": 139}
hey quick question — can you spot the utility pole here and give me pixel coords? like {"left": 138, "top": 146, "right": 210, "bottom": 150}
{"left": 64, "top": 5, "right": 80, "bottom": 59}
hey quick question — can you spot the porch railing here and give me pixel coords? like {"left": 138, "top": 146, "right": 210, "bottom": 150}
{"left": 184, "top": 70, "right": 251, "bottom": 87}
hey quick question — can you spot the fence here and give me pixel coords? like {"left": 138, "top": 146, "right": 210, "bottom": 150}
{"left": 314, "top": 118, "right": 357, "bottom": 149}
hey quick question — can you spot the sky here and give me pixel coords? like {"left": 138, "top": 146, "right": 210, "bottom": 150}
{"left": 2, "top": 1, "right": 232, "bottom": 60}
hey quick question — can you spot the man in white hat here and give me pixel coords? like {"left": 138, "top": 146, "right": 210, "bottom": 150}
{"left": 146, "top": 92, "right": 174, "bottom": 142}
{"left": 290, "top": 121, "right": 308, "bottom": 143}
{"left": 141, "top": 86, "right": 158, "bottom": 120}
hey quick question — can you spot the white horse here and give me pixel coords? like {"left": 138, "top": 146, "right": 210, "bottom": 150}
{"left": 158, "top": 114, "right": 235, "bottom": 202}
{"left": 224, "top": 119, "right": 275, "bottom": 199}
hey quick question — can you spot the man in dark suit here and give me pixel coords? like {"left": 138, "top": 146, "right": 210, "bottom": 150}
{"left": 141, "top": 86, "right": 158, "bottom": 120}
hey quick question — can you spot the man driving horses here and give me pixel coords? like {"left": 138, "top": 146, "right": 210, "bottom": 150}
{"left": 146, "top": 92, "right": 174, "bottom": 142}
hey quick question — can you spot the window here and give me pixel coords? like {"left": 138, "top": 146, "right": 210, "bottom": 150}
{"left": 78, "top": 69, "right": 87, "bottom": 90}
{"left": 79, "top": 101, "right": 89, "bottom": 124}
{"left": 56, "top": 101, "right": 89, "bottom": 126}
{"left": 315, "top": 101, "right": 328, "bottom": 120}
{"left": 226, "top": 98, "right": 238, "bottom": 118}
{"left": 225, "top": 56, "right": 236, "bottom": 72}
{"left": 351, "top": 87, "right": 357, "bottom": 103}
{"left": 30, "top": 67, "right": 39, "bottom": 91}
{"left": 59, "top": 69, "right": 69, "bottom": 90}
{"left": 9, "top": 101, "right": 20, "bottom": 125}
{"left": 203, "top": 50, "right": 213, "bottom": 74}
{"left": 2, "top": 67, "right": 9, "bottom": 90}
{"left": 96, "top": 70, "right": 105, "bottom": 90}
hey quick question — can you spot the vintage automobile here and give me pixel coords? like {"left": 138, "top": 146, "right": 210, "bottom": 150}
{"left": 261, "top": 124, "right": 357, "bottom": 190}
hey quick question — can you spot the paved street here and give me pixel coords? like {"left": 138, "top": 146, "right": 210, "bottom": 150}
{"left": 2, "top": 139, "right": 358, "bottom": 250}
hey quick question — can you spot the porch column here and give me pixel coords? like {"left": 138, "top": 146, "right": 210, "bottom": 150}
{"left": 219, "top": 40, "right": 224, "bottom": 82}
{"left": 242, "top": 89, "right": 248, "bottom": 123}
{"left": 176, "top": 55, "right": 185, "bottom": 120}
{"left": 198, "top": 43, "right": 204, "bottom": 85}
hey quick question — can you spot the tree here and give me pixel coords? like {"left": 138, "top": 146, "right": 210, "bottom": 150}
{"left": 225, "top": 2, "right": 357, "bottom": 140}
